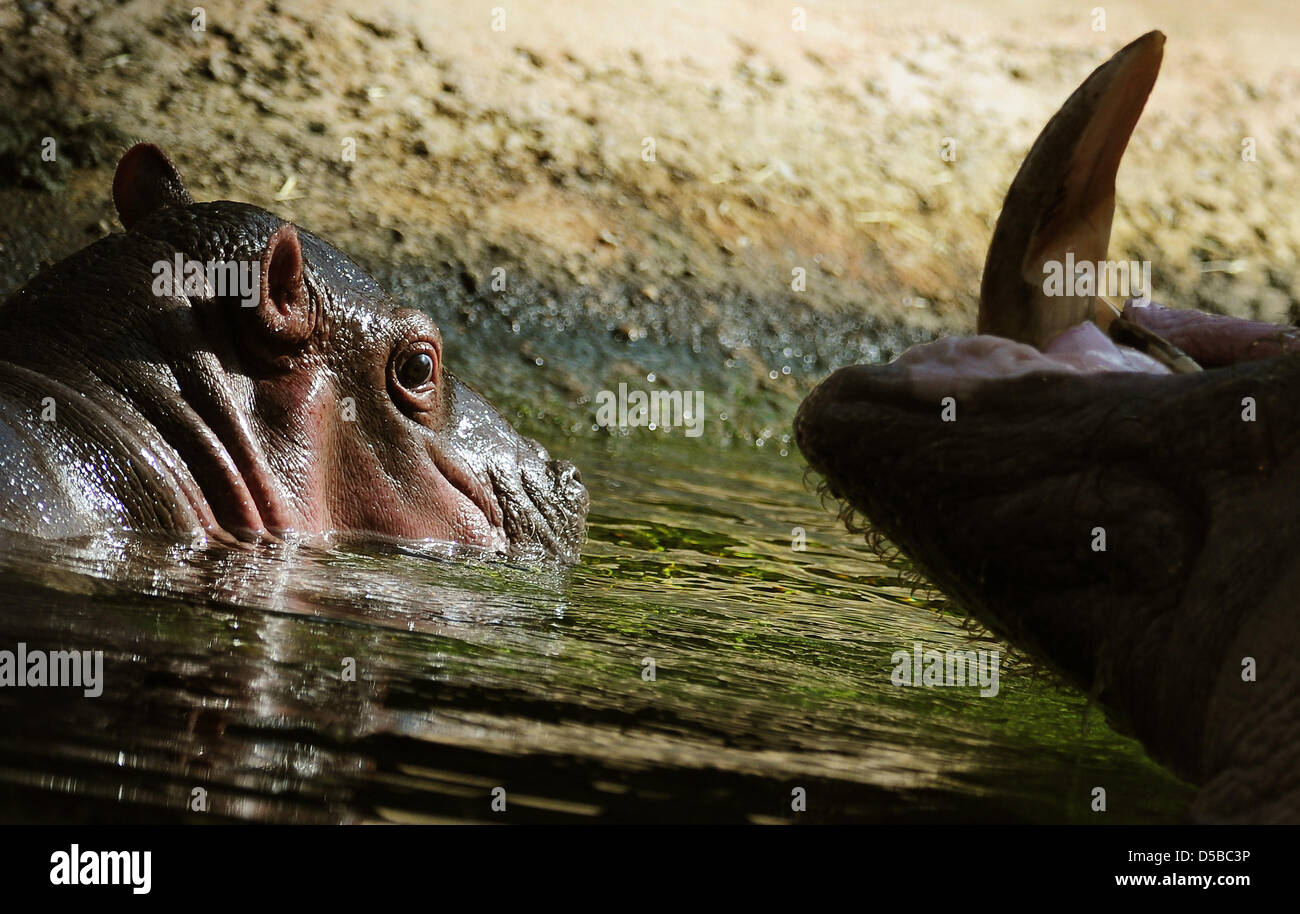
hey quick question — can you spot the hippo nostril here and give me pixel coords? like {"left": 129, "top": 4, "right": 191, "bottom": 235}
{"left": 550, "top": 459, "right": 581, "bottom": 486}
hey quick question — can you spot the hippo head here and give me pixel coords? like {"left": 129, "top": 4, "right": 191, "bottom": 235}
{"left": 795, "top": 31, "right": 1300, "bottom": 820}
{"left": 0, "top": 144, "right": 588, "bottom": 560}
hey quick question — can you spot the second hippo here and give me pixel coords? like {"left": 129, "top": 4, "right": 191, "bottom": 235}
{"left": 0, "top": 144, "right": 588, "bottom": 560}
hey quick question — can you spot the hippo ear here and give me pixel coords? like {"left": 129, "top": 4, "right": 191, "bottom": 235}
{"left": 112, "top": 143, "right": 195, "bottom": 230}
{"left": 254, "top": 224, "right": 314, "bottom": 345}
{"left": 978, "top": 31, "right": 1164, "bottom": 348}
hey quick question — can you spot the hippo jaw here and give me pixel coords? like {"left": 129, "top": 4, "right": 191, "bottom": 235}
{"left": 163, "top": 363, "right": 588, "bottom": 561}
{"left": 795, "top": 327, "right": 1300, "bottom": 818}
{"left": 144, "top": 359, "right": 589, "bottom": 560}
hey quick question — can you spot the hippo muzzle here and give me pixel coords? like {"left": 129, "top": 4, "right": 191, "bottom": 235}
{"left": 437, "top": 373, "right": 589, "bottom": 562}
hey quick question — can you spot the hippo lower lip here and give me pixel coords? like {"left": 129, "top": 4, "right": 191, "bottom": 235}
{"left": 871, "top": 301, "right": 1300, "bottom": 403}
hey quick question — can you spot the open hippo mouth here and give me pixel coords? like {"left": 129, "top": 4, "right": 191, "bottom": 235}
{"left": 794, "top": 29, "right": 1300, "bottom": 603}
{"left": 796, "top": 301, "right": 1300, "bottom": 604}
{"left": 795, "top": 31, "right": 1300, "bottom": 822}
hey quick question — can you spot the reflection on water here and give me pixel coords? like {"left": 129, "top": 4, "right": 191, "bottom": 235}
{"left": 0, "top": 433, "right": 1192, "bottom": 823}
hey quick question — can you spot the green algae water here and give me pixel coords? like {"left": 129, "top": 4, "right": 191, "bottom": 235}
{"left": 0, "top": 425, "right": 1192, "bottom": 823}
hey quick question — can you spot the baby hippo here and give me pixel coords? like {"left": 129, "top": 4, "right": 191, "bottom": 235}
{"left": 0, "top": 144, "right": 588, "bottom": 561}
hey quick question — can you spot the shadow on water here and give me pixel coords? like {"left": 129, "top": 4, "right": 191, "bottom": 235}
{"left": 0, "top": 432, "right": 1193, "bottom": 823}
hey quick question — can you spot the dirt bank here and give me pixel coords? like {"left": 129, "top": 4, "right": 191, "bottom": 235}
{"left": 3, "top": 0, "right": 1300, "bottom": 437}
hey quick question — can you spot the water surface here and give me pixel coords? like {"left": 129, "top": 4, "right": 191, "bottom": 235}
{"left": 0, "top": 426, "right": 1194, "bottom": 824}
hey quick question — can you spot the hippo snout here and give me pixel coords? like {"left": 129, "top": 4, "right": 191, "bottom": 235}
{"left": 549, "top": 457, "right": 589, "bottom": 538}
{"left": 551, "top": 458, "right": 583, "bottom": 491}
{"left": 477, "top": 446, "right": 588, "bottom": 563}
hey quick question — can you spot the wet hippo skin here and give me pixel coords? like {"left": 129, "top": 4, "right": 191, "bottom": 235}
{"left": 0, "top": 144, "right": 588, "bottom": 561}
{"left": 796, "top": 32, "right": 1300, "bottom": 822}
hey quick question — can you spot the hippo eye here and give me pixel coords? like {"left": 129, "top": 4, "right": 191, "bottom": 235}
{"left": 397, "top": 352, "right": 434, "bottom": 390}
{"left": 388, "top": 331, "right": 442, "bottom": 411}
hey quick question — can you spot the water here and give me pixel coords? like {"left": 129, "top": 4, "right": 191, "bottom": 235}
{"left": 0, "top": 427, "right": 1193, "bottom": 823}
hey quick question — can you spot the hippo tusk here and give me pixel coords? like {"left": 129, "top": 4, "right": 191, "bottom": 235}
{"left": 978, "top": 30, "right": 1165, "bottom": 349}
